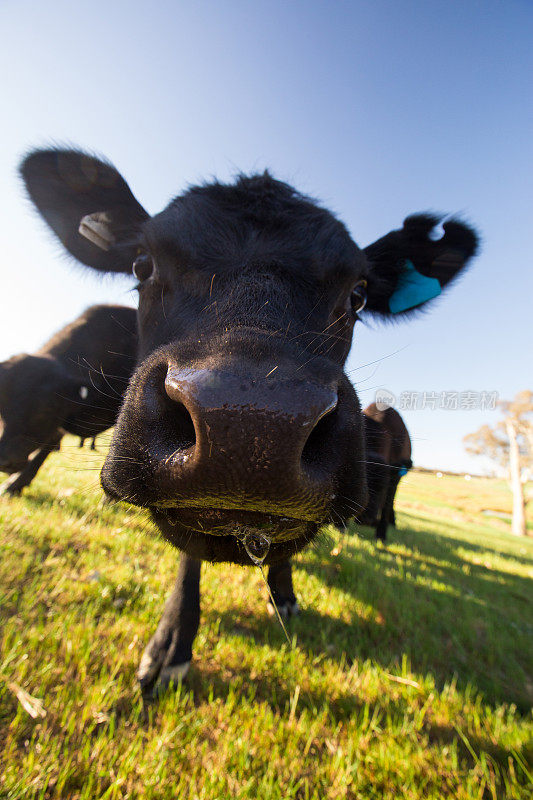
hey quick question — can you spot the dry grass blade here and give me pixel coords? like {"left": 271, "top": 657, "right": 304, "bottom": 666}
{"left": 0, "top": 674, "right": 46, "bottom": 718}
{"left": 288, "top": 684, "right": 300, "bottom": 723}
{"left": 383, "top": 673, "right": 422, "bottom": 689}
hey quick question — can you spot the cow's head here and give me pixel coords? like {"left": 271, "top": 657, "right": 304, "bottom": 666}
{"left": 0, "top": 353, "right": 90, "bottom": 472}
{"left": 20, "top": 149, "right": 478, "bottom": 563}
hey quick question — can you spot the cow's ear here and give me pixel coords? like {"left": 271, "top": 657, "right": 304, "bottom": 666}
{"left": 363, "top": 214, "right": 479, "bottom": 316}
{"left": 20, "top": 148, "right": 149, "bottom": 273}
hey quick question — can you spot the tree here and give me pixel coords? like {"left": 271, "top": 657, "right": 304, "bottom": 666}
{"left": 464, "top": 390, "right": 532, "bottom": 536}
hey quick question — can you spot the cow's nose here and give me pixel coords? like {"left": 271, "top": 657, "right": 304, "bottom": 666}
{"left": 158, "top": 365, "right": 340, "bottom": 520}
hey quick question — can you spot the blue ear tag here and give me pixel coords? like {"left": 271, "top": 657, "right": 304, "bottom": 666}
{"left": 398, "top": 465, "right": 409, "bottom": 477}
{"left": 388, "top": 260, "right": 441, "bottom": 314}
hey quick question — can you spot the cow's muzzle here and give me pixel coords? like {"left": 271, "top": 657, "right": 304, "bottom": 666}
{"left": 154, "top": 365, "right": 339, "bottom": 526}
{"left": 102, "top": 358, "right": 355, "bottom": 545}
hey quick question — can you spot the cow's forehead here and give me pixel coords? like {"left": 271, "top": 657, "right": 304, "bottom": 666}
{"left": 142, "top": 173, "right": 363, "bottom": 281}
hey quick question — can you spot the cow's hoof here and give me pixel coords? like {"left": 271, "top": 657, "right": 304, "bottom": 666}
{"left": 137, "top": 648, "right": 190, "bottom": 697}
{"left": 0, "top": 480, "right": 24, "bottom": 497}
{"left": 267, "top": 599, "right": 299, "bottom": 620}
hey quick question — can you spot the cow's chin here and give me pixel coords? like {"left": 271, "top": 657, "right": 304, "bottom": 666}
{"left": 150, "top": 507, "right": 318, "bottom": 565}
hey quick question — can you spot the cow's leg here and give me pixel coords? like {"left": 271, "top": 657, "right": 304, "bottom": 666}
{"left": 0, "top": 435, "right": 62, "bottom": 496}
{"left": 90, "top": 437, "right": 96, "bottom": 450}
{"left": 79, "top": 438, "right": 85, "bottom": 448}
{"left": 387, "top": 467, "right": 407, "bottom": 528}
{"left": 360, "top": 456, "right": 388, "bottom": 527}
{"left": 376, "top": 469, "right": 401, "bottom": 542}
{"left": 266, "top": 559, "right": 299, "bottom": 619}
{"left": 390, "top": 461, "right": 411, "bottom": 526}
{"left": 138, "top": 554, "right": 201, "bottom": 695}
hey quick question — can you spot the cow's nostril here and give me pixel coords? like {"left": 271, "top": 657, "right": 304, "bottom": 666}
{"left": 164, "top": 396, "right": 196, "bottom": 451}
{"left": 163, "top": 367, "right": 197, "bottom": 452}
{"left": 301, "top": 398, "right": 339, "bottom": 476}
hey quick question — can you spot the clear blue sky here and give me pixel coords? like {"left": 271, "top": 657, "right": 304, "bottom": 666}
{"left": 1, "top": 0, "right": 531, "bottom": 472}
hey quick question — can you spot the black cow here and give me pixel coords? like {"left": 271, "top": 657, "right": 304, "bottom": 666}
{"left": 361, "top": 403, "right": 412, "bottom": 542}
{"left": 0, "top": 305, "right": 137, "bottom": 495}
{"left": 20, "top": 148, "right": 478, "bottom": 691}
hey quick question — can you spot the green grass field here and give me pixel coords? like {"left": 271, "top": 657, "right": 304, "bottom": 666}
{"left": 1, "top": 437, "right": 532, "bottom": 799}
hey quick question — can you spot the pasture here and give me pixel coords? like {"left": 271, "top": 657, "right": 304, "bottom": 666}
{"left": 1, "top": 438, "right": 532, "bottom": 799}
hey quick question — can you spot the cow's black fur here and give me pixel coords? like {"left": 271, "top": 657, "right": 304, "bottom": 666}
{"left": 0, "top": 305, "right": 137, "bottom": 494}
{"left": 20, "top": 148, "right": 478, "bottom": 690}
{"left": 361, "top": 404, "right": 413, "bottom": 542}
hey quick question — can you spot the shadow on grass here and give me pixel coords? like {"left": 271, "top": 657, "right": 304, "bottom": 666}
{"left": 394, "top": 509, "right": 533, "bottom": 565}
{"left": 155, "top": 656, "right": 533, "bottom": 779}
{"left": 288, "top": 517, "right": 533, "bottom": 712}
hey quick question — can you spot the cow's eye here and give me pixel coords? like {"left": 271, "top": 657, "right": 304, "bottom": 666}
{"left": 351, "top": 280, "right": 367, "bottom": 316}
{"left": 132, "top": 254, "right": 155, "bottom": 283}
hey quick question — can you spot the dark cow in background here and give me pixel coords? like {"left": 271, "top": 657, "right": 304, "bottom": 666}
{"left": 361, "top": 402, "right": 412, "bottom": 542}
{"left": 0, "top": 305, "right": 137, "bottom": 495}
{"left": 20, "top": 147, "right": 478, "bottom": 692}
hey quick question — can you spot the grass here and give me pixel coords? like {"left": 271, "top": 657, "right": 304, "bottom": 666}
{"left": 0, "top": 437, "right": 532, "bottom": 799}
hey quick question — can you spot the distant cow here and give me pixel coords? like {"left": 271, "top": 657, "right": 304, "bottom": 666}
{"left": 0, "top": 305, "right": 137, "bottom": 495}
{"left": 361, "top": 403, "right": 412, "bottom": 542}
{"left": 21, "top": 147, "right": 478, "bottom": 691}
